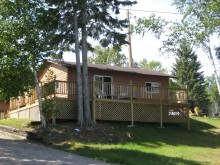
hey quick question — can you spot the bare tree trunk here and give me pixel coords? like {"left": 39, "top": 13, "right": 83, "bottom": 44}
{"left": 73, "top": 0, "right": 84, "bottom": 126}
{"left": 33, "top": 68, "right": 47, "bottom": 130}
{"left": 81, "top": 0, "right": 92, "bottom": 124}
{"left": 206, "top": 42, "right": 220, "bottom": 95}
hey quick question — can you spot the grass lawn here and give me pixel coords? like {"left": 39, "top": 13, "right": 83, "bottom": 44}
{"left": 0, "top": 118, "right": 32, "bottom": 131}
{"left": 1, "top": 117, "right": 220, "bottom": 165}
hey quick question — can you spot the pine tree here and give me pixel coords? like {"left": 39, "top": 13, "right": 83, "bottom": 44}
{"left": 44, "top": 0, "right": 136, "bottom": 125}
{"left": 172, "top": 42, "right": 210, "bottom": 109}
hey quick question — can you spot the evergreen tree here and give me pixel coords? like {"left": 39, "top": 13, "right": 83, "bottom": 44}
{"left": 172, "top": 42, "right": 210, "bottom": 109}
{"left": 44, "top": 0, "right": 136, "bottom": 125}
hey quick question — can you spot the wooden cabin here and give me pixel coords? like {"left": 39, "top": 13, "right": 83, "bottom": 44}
{"left": 9, "top": 60, "right": 189, "bottom": 125}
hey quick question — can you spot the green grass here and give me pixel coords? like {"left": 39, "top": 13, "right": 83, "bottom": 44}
{"left": 58, "top": 117, "right": 220, "bottom": 165}
{"left": 1, "top": 117, "right": 220, "bottom": 165}
{"left": 0, "top": 118, "right": 32, "bottom": 131}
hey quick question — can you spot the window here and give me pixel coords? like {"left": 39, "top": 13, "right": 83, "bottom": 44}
{"left": 145, "top": 82, "right": 160, "bottom": 93}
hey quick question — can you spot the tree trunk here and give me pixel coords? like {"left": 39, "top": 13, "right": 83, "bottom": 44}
{"left": 33, "top": 68, "right": 47, "bottom": 130}
{"left": 73, "top": 0, "right": 84, "bottom": 126}
{"left": 81, "top": 0, "right": 92, "bottom": 124}
{"left": 206, "top": 43, "right": 220, "bottom": 95}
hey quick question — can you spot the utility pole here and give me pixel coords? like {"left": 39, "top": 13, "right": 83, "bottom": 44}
{"left": 127, "top": 9, "right": 133, "bottom": 68}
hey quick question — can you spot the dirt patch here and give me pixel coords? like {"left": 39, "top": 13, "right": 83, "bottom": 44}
{"left": 211, "top": 129, "right": 220, "bottom": 135}
{"left": 33, "top": 122, "right": 128, "bottom": 145}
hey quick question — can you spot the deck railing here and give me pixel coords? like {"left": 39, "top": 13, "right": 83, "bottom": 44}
{"left": 93, "top": 82, "right": 188, "bottom": 103}
{"left": 10, "top": 80, "right": 188, "bottom": 110}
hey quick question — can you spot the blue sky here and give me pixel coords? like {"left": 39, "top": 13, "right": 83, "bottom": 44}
{"left": 63, "top": 0, "right": 216, "bottom": 77}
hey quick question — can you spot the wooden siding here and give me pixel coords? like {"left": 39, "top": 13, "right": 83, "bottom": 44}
{"left": 39, "top": 63, "right": 68, "bottom": 83}
{"left": 68, "top": 67, "right": 169, "bottom": 88}
{"left": 0, "top": 102, "right": 9, "bottom": 119}
{"left": 0, "top": 102, "right": 9, "bottom": 111}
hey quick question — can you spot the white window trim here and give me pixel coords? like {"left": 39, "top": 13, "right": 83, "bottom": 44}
{"left": 145, "top": 82, "right": 160, "bottom": 93}
{"left": 94, "top": 75, "right": 113, "bottom": 96}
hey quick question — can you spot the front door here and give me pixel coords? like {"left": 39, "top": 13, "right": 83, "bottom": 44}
{"left": 94, "top": 75, "right": 112, "bottom": 98}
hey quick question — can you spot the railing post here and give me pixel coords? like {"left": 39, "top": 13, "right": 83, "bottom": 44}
{"left": 54, "top": 80, "right": 57, "bottom": 98}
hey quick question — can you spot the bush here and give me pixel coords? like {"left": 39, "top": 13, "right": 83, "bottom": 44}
{"left": 42, "top": 97, "right": 59, "bottom": 123}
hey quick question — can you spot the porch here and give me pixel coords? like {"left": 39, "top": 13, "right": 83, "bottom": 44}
{"left": 9, "top": 80, "right": 189, "bottom": 125}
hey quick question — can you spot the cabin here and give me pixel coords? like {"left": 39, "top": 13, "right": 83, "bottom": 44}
{"left": 0, "top": 102, "right": 9, "bottom": 119}
{"left": 9, "top": 60, "right": 189, "bottom": 126}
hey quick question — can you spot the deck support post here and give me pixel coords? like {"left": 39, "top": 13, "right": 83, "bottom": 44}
{"left": 92, "top": 99, "right": 96, "bottom": 123}
{"left": 92, "top": 82, "right": 96, "bottom": 123}
{"left": 128, "top": 80, "right": 135, "bottom": 127}
{"left": 52, "top": 113, "right": 56, "bottom": 125}
{"left": 159, "top": 105, "right": 164, "bottom": 128}
{"left": 159, "top": 88, "right": 164, "bottom": 128}
{"left": 130, "top": 102, "right": 134, "bottom": 127}
{"left": 187, "top": 108, "right": 190, "bottom": 131}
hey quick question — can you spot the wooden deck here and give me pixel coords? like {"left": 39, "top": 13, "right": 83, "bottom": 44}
{"left": 9, "top": 81, "right": 189, "bottom": 125}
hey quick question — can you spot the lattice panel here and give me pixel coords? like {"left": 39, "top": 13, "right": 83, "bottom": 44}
{"left": 162, "top": 105, "right": 188, "bottom": 123}
{"left": 95, "top": 100, "right": 131, "bottom": 121}
{"left": 133, "top": 103, "right": 160, "bottom": 122}
{"left": 30, "top": 106, "right": 40, "bottom": 121}
{"left": 18, "top": 109, "right": 29, "bottom": 119}
{"left": 55, "top": 99, "right": 78, "bottom": 120}
{"left": 94, "top": 99, "right": 188, "bottom": 124}
{"left": 10, "top": 112, "right": 19, "bottom": 119}
{"left": 0, "top": 112, "right": 4, "bottom": 119}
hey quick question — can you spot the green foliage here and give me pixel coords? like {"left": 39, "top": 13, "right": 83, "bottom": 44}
{"left": 135, "top": 14, "right": 168, "bottom": 39}
{"left": 0, "top": 50, "right": 34, "bottom": 101}
{"left": 88, "top": 45, "right": 127, "bottom": 66}
{"left": 169, "top": 79, "right": 181, "bottom": 89}
{"left": 41, "top": 82, "right": 55, "bottom": 98}
{"left": 172, "top": 42, "right": 210, "bottom": 108}
{"left": 42, "top": 97, "right": 59, "bottom": 123}
{"left": 0, "top": 0, "right": 59, "bottom": 101}
{"left": 45, "top": 0, "right": 137, "bottom": 50}
{"left": 138, "top": 58, "right": 167, "bottom": 73}
{"left": 206, "top": 75, "right": 220, "bottom": 103}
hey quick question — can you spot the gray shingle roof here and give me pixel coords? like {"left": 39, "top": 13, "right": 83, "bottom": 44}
{"left": 49, "top": 60, "right": 176, "bottom": 78}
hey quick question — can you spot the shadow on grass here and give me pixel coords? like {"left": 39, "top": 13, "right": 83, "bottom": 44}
{"left": 120, "top": 117, "right": 220, "bottom": 149}
{"left": 61, "top": 145, "right": 202, "bottom": 165}
{"left": 50, "top": 117, "right": 220, "bottom": 165}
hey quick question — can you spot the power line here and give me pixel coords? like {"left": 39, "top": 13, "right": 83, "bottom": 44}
{"left": 201, "top": 63, "right": 220, "bottom": 66}
{"left": 120, "top": 8, "right": 181, "bottom": 15}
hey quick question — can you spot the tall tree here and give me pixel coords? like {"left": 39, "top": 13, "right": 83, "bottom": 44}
{"left": 172, "top": 42, "right": 210, "bottom": 108}
{"left": 88, "top": 45, "right": 127, "bottom": 66}
{"left": 45, "top": 0, "right": 137, "bottom": 124}
{"left": 135, "top": 0, "right": 220, "bottom": 95}
{"left": 170, "top": 0, "right": 220, "bottom": 95}
{"left": 72, "top": 0, "right": 84, "bottom": 125}
{"left": 0, "top": 0, "right": 60, "bottom": 129}
{"left": 81, "top": 0, "right": 92, "bottom": 124}
{"left": 206, "top": 75, "right": 220, "bottom": 103}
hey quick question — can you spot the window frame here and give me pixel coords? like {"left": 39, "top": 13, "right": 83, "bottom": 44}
{"left": 145, "top": 82, "right": 160, "bottom": 93}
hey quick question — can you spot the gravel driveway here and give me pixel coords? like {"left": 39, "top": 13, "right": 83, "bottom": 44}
{"left": 0, "top": 131, "right": 116, "bottom": 165}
